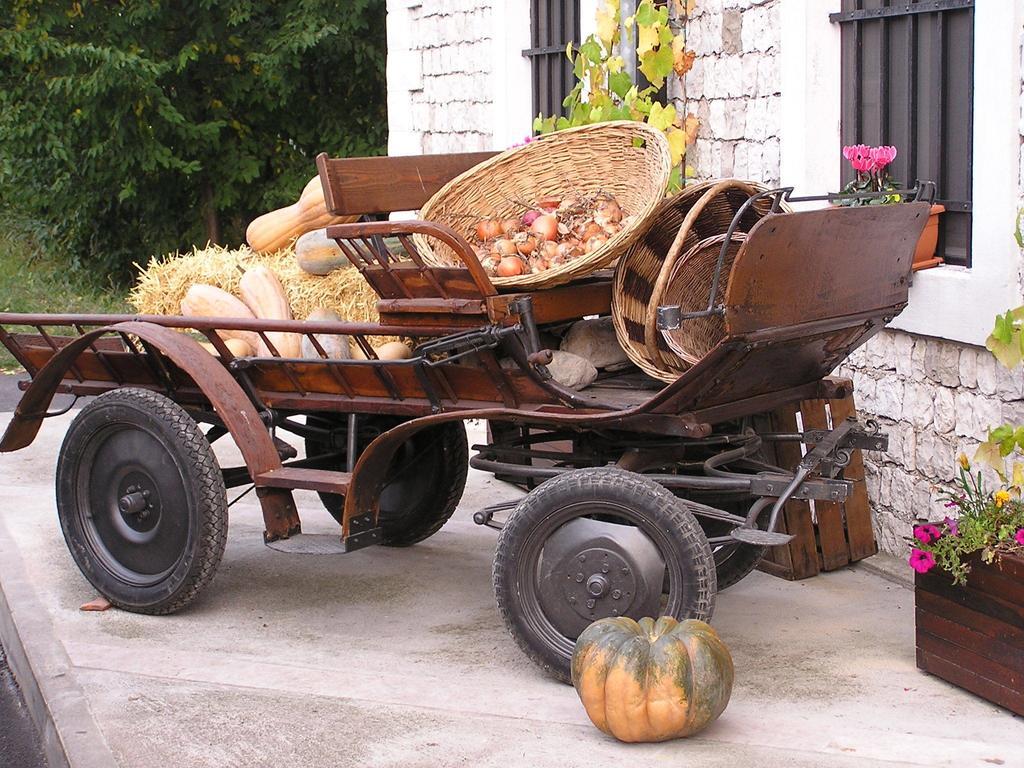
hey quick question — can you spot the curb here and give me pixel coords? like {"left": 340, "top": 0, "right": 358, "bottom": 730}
{"left": 0, "top": 514, "right": 119, "bottom": 768}
{"left": 852, "top": 551, "right": 914, "bottom": 589}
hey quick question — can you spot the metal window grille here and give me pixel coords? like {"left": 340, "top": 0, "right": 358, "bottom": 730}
{"left": 831, "top": 0, "right": 974, "bottom": 266}
{"left": 525, "top": 1, "right": 581, "bottom": 119}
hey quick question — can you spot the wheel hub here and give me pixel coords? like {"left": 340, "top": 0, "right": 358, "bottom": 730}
{"left": 561, "top": 547, "right": 639, "bottom": 621}
{"left": 115, "top": 472, "right": 160, "bottom": 533}
{"left": 538, "top": 517, "right": 665, "bottom": 637}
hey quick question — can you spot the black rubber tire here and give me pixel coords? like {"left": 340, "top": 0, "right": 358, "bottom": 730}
{"left": 493, "top": 467, "right": 716, "bottom": 683}
{"left": 55, "top": 388, "right": 228, "bottom": 614}
{"left": 306, "top": 416, "right": 468, "bottom": 547}
{"left": 714, "top": 540, "right": 768, "bottom": 590}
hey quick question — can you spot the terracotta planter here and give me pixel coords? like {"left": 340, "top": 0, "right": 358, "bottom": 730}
{"left": 915, "top": 552, "right": 1024, "bottom": 715}
{"left": 911, "top": 203, "right": 945, "bottom": 271}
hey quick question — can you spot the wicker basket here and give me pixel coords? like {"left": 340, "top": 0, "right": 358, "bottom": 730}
{"left": 662, "top": 233, "right": 747, "bottom": 365}
{"left": 611, "top": 179, "right": 780, "bottom": 382}
{"left": 413, "top": 121, "right": 672, "bottom": 290}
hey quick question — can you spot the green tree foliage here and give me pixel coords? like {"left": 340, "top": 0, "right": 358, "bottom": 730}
{"left": 0, "top": 0, "right": 387, "bottom": 280}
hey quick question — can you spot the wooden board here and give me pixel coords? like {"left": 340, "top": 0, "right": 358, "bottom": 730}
{"left": 316, "top": 151, "right": 497, "bottom": 216}
{"left": 757, "top": 403, "right": 819, "bottom": 580}
{"left": 915, "top": 555, "right": 1024, "bottom": 716}
{"left": 757, "top": 378, "right": 877, "bottom": 580}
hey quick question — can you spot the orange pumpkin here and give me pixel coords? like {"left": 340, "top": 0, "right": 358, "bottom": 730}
{"left": 572, "top": 616, "right": 733, "bottom": 742}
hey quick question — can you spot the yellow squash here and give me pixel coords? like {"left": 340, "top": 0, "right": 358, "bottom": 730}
{"left": 179, "top": 284, "right": 260, "bottom": 352}
{"left": 246, "top": 176, "right": 356, "bottom": 254}
{"left": 238, "top": 266, "right": 302, "bottom": 358}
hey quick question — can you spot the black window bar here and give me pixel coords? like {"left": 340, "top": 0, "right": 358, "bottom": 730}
{"left": 831, "top": 0, "right": 974, "bottom": 267}
{"left": 525, "top": 0, "right": 581, "bottom": 119}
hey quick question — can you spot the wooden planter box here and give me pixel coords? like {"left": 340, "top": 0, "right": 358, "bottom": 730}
{"left": 915, "top": 552, "right": 1024, "bottom": 715}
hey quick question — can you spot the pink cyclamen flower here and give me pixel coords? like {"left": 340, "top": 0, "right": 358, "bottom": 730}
{"left": 870, "top": 145, "right": 898, "bottom": 170}
{"left": 943, "top": 516, "right": 959, "bottom": 537}
{"left": 842, "top": 144, "right": 874, "bottom": 173}
{"left": 909, "top": 549, "right": 936, "bottom": 574}
{"left": 913, "top": 524, "right": 941, "bottom": 545}
{"left": 1015, "top": 529, "right": 1024, "bottom": 546}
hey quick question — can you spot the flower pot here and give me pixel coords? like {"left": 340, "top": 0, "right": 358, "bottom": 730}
{"left": 915, "top": 552, "right": 1024, "bottom": 715}
{"left": 912, "top": 203, "right": 945, "bottom": 271}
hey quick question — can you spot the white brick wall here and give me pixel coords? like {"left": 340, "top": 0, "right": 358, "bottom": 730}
{"left": 387, "top": 0, "right": 498, "bottom": 156}
{"left": 675, "top": 0, "right": 781, "bottom": 184}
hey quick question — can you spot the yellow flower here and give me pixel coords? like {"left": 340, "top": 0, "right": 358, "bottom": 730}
{"left": 994, "top": 490, "right": 1011, "bottom": 508}
{"left": 958, "top": 453, "right": 970, "bottom": 471}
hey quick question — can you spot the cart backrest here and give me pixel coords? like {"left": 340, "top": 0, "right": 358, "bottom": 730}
{"left": 315, "top": 151, "right": 497, "bottom": 216}
{"left": 651, "top": 202, "right": 930, "bottom": 419}
{"left": 724, "top": 202, "right": 929, "bottom": 335}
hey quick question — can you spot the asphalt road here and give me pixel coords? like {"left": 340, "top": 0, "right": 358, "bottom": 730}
{"left": 0, "top": 373, "right": 22, "bottom": 412}
{"left": 0, "top": 374, "right": 49, "bottom": 767}
{"left": 0, "top": 371, "right": 87, "bottom": 414}
{"left": 0, "top": 642, "right": 48, "bottom": 768}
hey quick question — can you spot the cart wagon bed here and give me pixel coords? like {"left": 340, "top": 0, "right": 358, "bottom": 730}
{"left": 0, "top": 149, "right": 932, "bottom": 680}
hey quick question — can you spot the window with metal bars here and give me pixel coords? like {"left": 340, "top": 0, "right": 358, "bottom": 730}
{"left": 831, "top": 0, "right": 974, "bottom": 266}
{"left": 525, "top": 1, "right": 581, "bottom": 120}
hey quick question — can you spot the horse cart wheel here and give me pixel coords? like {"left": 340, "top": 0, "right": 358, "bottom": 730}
{"left": 493, "top": 467, "right": 717, "bottom": 683}
{"left": 305, "top": 416, "right": 468, "bottom": 546}
{"left": 55, "top": 388, "right": 228, "bottom": 614}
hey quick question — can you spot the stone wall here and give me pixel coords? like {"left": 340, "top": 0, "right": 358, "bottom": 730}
{"left": 837, "top": 333, "right": 1023, "bottom": 555}
{"left": 386, "top": 0, "right": 496, "bottom": 155}
{"left": 677, "top": 0, "right": 782, "bottom": 184}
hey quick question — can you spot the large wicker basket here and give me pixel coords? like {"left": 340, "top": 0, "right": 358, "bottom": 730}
{"left": 413, "top": 121, "right": 672, "bottom": 289}
{"left": 612, "top": 179, "right": 780, "bottom": 381}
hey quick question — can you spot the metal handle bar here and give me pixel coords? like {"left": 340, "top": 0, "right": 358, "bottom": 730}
{"left": 656, "top": 179, "right": 937, "bottom": 332}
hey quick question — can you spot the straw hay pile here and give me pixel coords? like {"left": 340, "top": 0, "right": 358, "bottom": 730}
{"left": 129, "top": 244, "right": 380, "bottom": 324}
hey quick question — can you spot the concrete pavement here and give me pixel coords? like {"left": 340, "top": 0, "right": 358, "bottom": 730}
{"left": 0, "top": 410, "right": 1022, "bottom": 767}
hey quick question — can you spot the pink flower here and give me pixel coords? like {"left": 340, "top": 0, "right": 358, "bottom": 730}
{"left": 909, "top": 548, "right": 936, "bottom": 574}
{"left": 1015, "top": 529, "right": 1024, "bottom": 546}
{"left": 842, "top": 144, "right": 874, "bottom": 173}
{"left": 943, "top": 516, "right": 960, "bottom": 537}
{"left": 913, "top": 524, "right": 941, "bottom": 545}
{"left": 870, "top": 145, "right": 898, "bottom": 170}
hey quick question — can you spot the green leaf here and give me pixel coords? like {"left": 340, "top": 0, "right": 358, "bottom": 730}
{"left": 990, "top": 425, "right": 1015, "bottom": 443}
{"left": 1016, "top": 208, "right": 1024, "bottom": 248}
{"left": 609, "top": 70, "right": 631, "bottom": 99}
{"left": 992, "top": 312, "right": 1014, "bottom": 344}
{"left": 635, "top": 1, "right": 658, "bottom": 26}
{"left": 639, "top": 43, "right": 674, "bottom": 87}
{"left": 646, "top": 101, "right": 676, "bottom": 131}
{"left": 579, "top": 39, "right": 603, "bottom": 65}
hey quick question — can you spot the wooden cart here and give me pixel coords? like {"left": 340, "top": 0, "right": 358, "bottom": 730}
{"left": 0, "top": 152, "right": 931, "bottom": 681}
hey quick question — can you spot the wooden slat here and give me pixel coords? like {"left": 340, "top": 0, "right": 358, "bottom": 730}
{"left": 316, "top": 151, "right": 497, "bottom": 216}
{"left": 917, "top": 647, "right": 1024, "bottom": 717}
{"left": 828, "top": 389, "right": 878, "bottom": 560}
{"left": 485, "top": 278, "right": 613, "bottom": 325}
{"left": 254, "top": 468, "right": 352, "bottom": 495}
{"left": 765, "top": 403, "right": 819, "bottom": 580}
{"left": 916, "top": 608, "right": 1024, "bottom": 674}
{"left": 917, "top": 570, "right": 1024, "bottom": 630}
{"left": 800, "top": 398, "right": 851, "bottom": 571}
